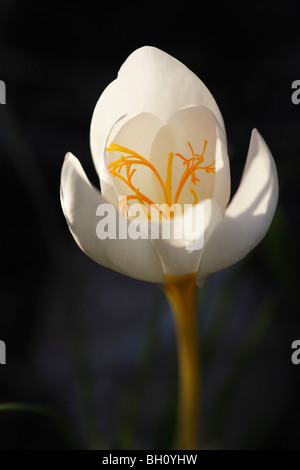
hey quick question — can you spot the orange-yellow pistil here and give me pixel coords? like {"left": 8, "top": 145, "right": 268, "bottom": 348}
{"left": 107, "top": 140, "right": 213, "bottom": 449}
{"left": 107, "top": 140, "right": 214, "bottom": 217}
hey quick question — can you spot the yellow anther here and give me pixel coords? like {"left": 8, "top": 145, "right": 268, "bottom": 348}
{"left": 165, "top": 152, "right": 174, "bottom": 206}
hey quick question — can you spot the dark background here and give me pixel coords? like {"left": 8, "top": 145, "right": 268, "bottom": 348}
{"left": 0, "top": 1, "right": 299, "bottom": 449}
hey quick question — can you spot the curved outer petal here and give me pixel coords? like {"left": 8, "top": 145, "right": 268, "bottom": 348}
{"left": 60, "top": 152, "right": 165, "bottom": 283}
{"left": 90, "top": 46, "right": 225, "bottom": 176}
{"left": 151, "top": 199, "right": 223, "bottom": 277}
{"left": 197, "top": 129, "right": 279, "bottom": 286}
{"left": 213, "top": 118, "right": 231, "bottom": 212}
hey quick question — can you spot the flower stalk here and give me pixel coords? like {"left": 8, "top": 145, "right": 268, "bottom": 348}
{"left": 163, "top": 273, "right": 200, "bottom": 450}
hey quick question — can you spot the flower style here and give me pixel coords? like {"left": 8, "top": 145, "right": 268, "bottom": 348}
{"left": 60, "top": 47, "right": 278, "bottom": 449}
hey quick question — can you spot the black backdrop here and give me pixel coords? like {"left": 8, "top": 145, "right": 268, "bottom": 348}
{"left": 0, "top": 1, "right": 299, "bottom": 449}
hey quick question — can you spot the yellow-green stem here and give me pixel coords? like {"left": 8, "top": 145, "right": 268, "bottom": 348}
{"left": 163, "top": 273, "right": 200, "bottom": 450}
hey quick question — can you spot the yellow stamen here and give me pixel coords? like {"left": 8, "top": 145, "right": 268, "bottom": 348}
{"left": 189, "top": 188, "right": 198, "bottom": 204}
{"left": 165, "top": 152, "right": 174, "bottom": 206}
{"left": 107, "top": 143, "right": 169, "bottom": 204}
{"left": 107, "top": 139, "right": 214, "bottom": 218}
{"left": 134, "top": 188, "right": 150, "bottom": 219}
{"left": 174, "top": 140, "right": 212, "bottom": 204}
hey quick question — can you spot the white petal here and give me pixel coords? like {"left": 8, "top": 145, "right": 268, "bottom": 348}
{"left": 90, "top": 46, "right": 225, "bottom": 175}
{"left": 197, "top": 129, "right": 279, "bottom": 285}
{"left": 98, "top": 114, "right": 127, "bottom": 208}
{"left": 150, "top": 106, "right": 229, "bottom": 207}
{"left": 213, "top": 119, "right": 231, "bottom": 212}
{"left": 105, "top": 112, "right": 164, "bottom": 205}
{"left": 60, "top": 152, "right": 165, "bottom": 283}
{"left": 151, "top": 198, "right": 223, "bottom": 276}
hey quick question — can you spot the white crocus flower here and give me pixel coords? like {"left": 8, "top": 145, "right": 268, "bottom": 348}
{"left": 60, "top": 47, "right": 278, "bottom": 450}
{"left": 61, "top": 46, "right": 278, "bottom": 286}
